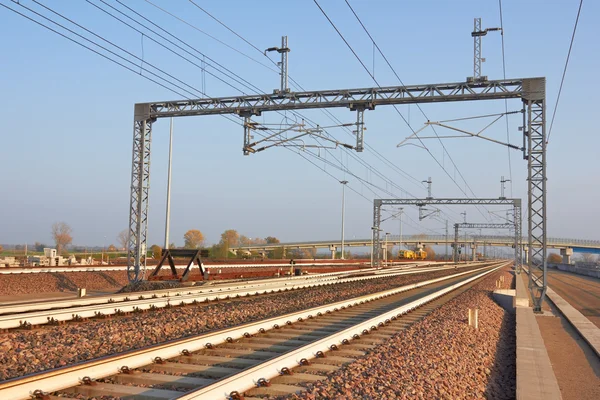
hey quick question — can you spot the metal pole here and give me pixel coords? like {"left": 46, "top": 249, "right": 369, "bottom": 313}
{"left": 164, "top": 117, "right": 174, "bottom": 249}
{"left": 340, "top": 180, "right": 348, "bottom": 259}
{"left": 399, "top": 208, "right": 403, "bottom": 252}
{"left": 445, "top": 220, "right": 449, "bottom": 261}
{"left": 370, "top": 228, "right": 374, "bottom": 267}
{"left": 280, "top": 36, "right": 288, "bottom": 93}
{"left": 385, "top": 232, "right": 390, "bottom": 265}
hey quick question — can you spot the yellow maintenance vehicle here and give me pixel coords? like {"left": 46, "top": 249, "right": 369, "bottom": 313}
{"left": 414, "top": 249, "right": 427, "bottom": 260}
{"left": 398, "top": 250, "right": 416, "bottom": 260}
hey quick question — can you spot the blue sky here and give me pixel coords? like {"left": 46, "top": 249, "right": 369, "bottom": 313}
{"left": 1, "top": 0, "right": 598, "bottom": 248}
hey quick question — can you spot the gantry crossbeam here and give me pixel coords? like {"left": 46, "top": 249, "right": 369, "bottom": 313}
{"left": 134, "top": 79, "right": 527, "bottom": 120}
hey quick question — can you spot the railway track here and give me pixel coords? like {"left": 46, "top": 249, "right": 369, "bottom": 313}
{"left": 0, "top": 261, "right": 508, "bottom": 399}
{"left": 0, "top": 262, "right": 482, "bottom": 330}
{"left": 0, "top": 261, "right": 371, "bottom": 275}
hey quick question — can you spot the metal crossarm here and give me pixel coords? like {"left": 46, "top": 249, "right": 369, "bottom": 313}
{"left": 135, "top": 79, "right": 526, "bottom": 119}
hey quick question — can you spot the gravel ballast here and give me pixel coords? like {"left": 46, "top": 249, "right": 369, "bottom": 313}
{"left": 277, "top": 269, "right": 515, "bottom": 400}
{"left": 0, "top": 266, "right": 483, "bottom": 381}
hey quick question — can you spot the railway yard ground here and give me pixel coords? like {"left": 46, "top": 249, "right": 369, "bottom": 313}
{"left": 0, "top": 261, "right": 597, "bottom": 399}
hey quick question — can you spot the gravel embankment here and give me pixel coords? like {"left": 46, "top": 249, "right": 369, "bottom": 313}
{"left": 0, "top": 265, "right": 365, "bottom": 297}
{"left": 278, "top": 269, "right": 515, "bottom": 400}
{"left": 0, "top": 266, "right": 481, "bottom": 381}
{"left": 0, "top": 271, "right": 129, "bottom": 296}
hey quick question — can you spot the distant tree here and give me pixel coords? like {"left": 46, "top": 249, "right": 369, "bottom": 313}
{"left": 150, "top": 244, "right": 162, "bottom": 259}
{"left": 582, "top": 253, "right": 598, "bottom": 263}
{"left": 547, "top": 253, "right": 562, "bottom": 263}
{"left": 239, "top": 235, "right": 251, "bottom": 247}
{"left": 117, "top": 230, "right": 129, "bottom": 251}
{"left": 51, "top": 222, "right": 73, "bottom": 254}
{"left": 34, "top": 242, "right": 46, "bottom": 252}
{"left": 272, "top": 246, "right": 285, "bottom": 259}
{"left": 300, "top": 249, "right": 313, "bottom": 259}
{"left": 184, "top": 229, "right": 205, "bottom": 249}
{"left": 107, "top": 244, "right": 117, "bottom": 252}
{"left": 425, "top": 246, "right": 436, "bottom": 260}
{"left": 169, "top": 242, "right": 176, "bottom": 249}
{"left": 265, "top": 236, "right": 280, "bottom": 244}
{"left": 221, "top": 230, "right": 240, "bottom": 248}
{"left": 210, "top": 243, "right": 227, "bottom": 259}
{"left": 0, "top": 245, "right": 3, "bottom": 254}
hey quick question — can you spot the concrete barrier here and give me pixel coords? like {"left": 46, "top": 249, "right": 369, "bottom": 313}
{"left": 492, "top": 289, "right": 516, "bottom": 314}
{"left": 548, "top": 263, "right": 600, "bottom": 279}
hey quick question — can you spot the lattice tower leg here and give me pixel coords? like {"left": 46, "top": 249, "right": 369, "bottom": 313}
{"left": 474, "top": 18, "right": 482, "bottom": 79}
{"left": 356, "top": 108, "right": 365, "bottom": 152}
{"left": 525, "top": 97, "right": 547, "bottom": 312}
{"left": 514, "top": 204, "right": 522, "bottom": 273}
{"left": 127, "top": 117, "right": 152, "bottom": 283}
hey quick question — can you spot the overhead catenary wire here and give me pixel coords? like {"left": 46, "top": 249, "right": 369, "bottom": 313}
{"left": 321, "top": 0, "right": 492, "bottom": 222}
{"left": 547, "top": 0, "right": 583, "bottom": 145}
{"left": 118, "top": 0, "right": 446, "bottom": 213}
{"left": 1, "top": 1, "right": 217, "bottom": 106}
{"left": 148, "top": 0, "right": 442, "bottom": 201}
{"left": 498, "top": 0, "right": 513, "bottom": 197}
{"left": 340, "top": 0, "right": 492, "bottom": 221}
{"left": 5, "top": 0, "right": 457, "bottom": 231}
{"left": 141, "top": 0, "right": 279, "bottom": 74}
{"left": 20, "top": 0, "right": 421, "bottom": 216}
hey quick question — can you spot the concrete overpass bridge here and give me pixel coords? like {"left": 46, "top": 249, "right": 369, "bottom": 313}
{"left": 236, "top": 235, "right": 600, "bottom": 263}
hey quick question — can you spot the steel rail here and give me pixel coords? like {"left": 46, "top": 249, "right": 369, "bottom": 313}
{"left": 0, "top": 263, "right": 482, "bottom": 329}
{"left": 0, "top": 261, "right": 368, "bottom": 275}
{"left": 0, "top": 266, "right": 383, "bottom": 312}
{"left": 179, "top": 263, "right": 507, "bottom": 399}
{"left": 0, "top": 262, "right": 505, "bottom": 399}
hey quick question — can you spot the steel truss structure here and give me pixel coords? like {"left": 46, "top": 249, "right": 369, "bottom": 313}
{"left": 128, "top": 77, "right": 546, "bottom": 310}
{"left": 372, "top": 198, "right": 521, "bottom": 275}
{"left": 453, "top": 223, "right": 515, "bottom": 264}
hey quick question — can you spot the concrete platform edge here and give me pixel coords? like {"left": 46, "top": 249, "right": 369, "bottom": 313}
{"left": 515, "top": 272, "right": 562, "bottom": 400}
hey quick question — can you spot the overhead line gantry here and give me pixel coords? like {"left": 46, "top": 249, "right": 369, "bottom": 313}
{"left": 128, "top": 77, "right": 547, "bottom": 311}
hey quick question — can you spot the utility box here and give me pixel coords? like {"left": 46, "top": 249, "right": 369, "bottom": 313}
{"left": 77, "top": 288, "right": 87, "bottom": 297}
{"left": 44, "top": 248, "right": 57, "bottom": 258}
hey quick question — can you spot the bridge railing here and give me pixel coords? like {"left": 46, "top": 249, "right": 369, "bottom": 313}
{"left": 236, "top": 235, "right": 600, "bottom": 249}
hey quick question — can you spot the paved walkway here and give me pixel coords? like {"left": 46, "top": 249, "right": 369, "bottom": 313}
{"left": 521, "top": 272, "right": 600, "bottom": 400}
{"left": 545, "top": 269, "right": 600, "bottom": 328}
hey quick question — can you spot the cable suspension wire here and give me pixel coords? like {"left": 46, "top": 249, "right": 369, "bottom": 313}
{"left": 187, "top": 0, "right": 266, "bottom": 57}
{"left": 2, "top": 1, "right": 214, "bottom": 104}
{"left": 547, "top": 0, "right": 583, "bottom": 145}
{"left": 3, "top": 1, "right": 450, "bottom": 234}
{"left": 165, "top": 1, "right": 438, "bottom": 197}
{"left": 118, "top": 0, "right": 435, "bottom": 208}
{"left": 318, "top": 0, "right": 491, "bottom": 221}
{"left": 141, "top": 0, "right": 279, "bottom": 73}
{"left": 30, "top": 0, "right": 206, "bottom": 99}
{"left": 91, "top": 0, "right": 264, "bottom": 95}
{"left": 7, "top": 0, "right": 457, "bottom": 229}
{"left": 498, "top": 0, "right": 513, "bottom": 197}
